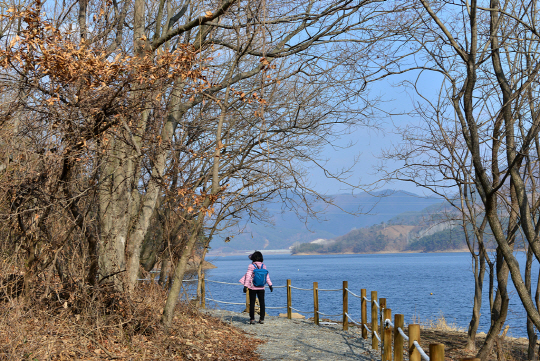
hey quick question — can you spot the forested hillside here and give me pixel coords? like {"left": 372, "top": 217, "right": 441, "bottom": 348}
{"left": 291, "top": 205, "right": 474, "bottom": 254}
{"left": 210, "top": 191, "right": 442, "bottom": 253}
{"left": 406, "top": 227, "right": 469, "bottom": 252}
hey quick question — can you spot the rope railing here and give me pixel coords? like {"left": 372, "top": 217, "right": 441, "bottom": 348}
{"left": 397, "top": 326, "right": 409, "bottom": 341}
{"left": 290, "top": 306, "right": 314, "bottom": 314}
{"left": 317, "top": 311, "right": 343, "bottom": 317}
{"left": 413, "top": 340, "right": 430, "bottom": 361}
{"left": 344, "top": 312, "right": 362, "bottom": 327}
{"left": 345, "top": 288, "right": 362, "bottom": 298}
{"left": 188, "top": 277, "right": 449, "bottom": 361}
{"left": 204, "top": 279, "right": 241, "bottom": 286}
{"left": 137, "top": 278, "right": 197, "bottom": 282}
{"left": 205, "top": 298, "right": 245, "bottom": 306}
{"left": 289, "top": 285, "right": 312, "bottom": 291}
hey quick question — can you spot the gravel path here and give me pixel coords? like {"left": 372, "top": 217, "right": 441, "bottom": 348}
{"left": 204, "top": 309, "right": 381, "bottom": 361}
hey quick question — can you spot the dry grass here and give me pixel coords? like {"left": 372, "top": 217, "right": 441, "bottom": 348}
{"left": 417, "top": 327, "right": 529, "bottom": 361}
{"left": 0, "top": 282, "right": 262, "bottom": 360}
{"left": 355, "top": 313, "right": 529, "bottom": 360}
{"left": 411, "top": 312, "right": 466, "bottom": 332}
{"left": 401, "top": 313, "right": 529, "bottom": 360}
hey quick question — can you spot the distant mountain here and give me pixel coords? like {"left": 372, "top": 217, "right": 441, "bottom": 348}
{"left": 290, "top": 204, "right": 477, "bottom": 255}
{"left": 209, "top": 190, "right": 443, "bottom": 253}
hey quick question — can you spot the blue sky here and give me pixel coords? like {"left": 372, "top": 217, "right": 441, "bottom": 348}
{"left": 308, "top": 80, "right": 425, "bottom": 196}
{"left": 308, "top": 64, "right": 448, "bottom": 197}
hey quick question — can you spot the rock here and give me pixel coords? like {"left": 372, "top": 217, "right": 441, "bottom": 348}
{"left": 242, "top": 298, "right": 268, "bottom": 316}
{"left": 279, "top": 312, "right": 305, "bottom": 319}
{"left": 186, "top": 259, "right": 216, "bottom": 270}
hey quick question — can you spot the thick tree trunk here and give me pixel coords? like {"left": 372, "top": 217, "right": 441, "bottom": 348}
{"left": 98, "top": 79, "right": 185, "bottom": 292}
{"left": 98, "top": 138, "right": 132, "bottom": 291}
{"left": 123, "top": 89, "right": 187, "bottom": 292}
{"left": 476, "top": 249, "right": 510, "bottom": 360}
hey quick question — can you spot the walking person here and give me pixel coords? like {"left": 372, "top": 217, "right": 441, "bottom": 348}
{"left": 239, "top": 251, "right": 273, "bottom": 324}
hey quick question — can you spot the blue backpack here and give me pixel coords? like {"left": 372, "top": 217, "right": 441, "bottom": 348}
{"left": 252, "top": 263, "right": 268, "bottom": 287}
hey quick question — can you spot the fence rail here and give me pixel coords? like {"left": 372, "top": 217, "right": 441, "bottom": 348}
{"left": 167, "top": 276, "right": 477, "bottom": 361}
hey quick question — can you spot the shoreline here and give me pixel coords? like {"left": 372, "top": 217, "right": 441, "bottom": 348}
{"left": 292, "top": 248, "right": 472, "bottom": 256}
{"left": 206, "top": 248, "right": 522, "bottom": 257}
{"left": 207, "top": 249, "right": 292, "bottom": 257}
{"left": 207, "top": 248, "right": 486, "bottom": 257}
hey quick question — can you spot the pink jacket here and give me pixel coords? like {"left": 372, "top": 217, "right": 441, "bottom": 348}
{"left": 239, "top": 262, "right": 272, "bottom": 290}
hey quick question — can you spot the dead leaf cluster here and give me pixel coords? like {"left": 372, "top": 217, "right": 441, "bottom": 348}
{"left": 0, "top": 0, "right": 206, "bottom": 142}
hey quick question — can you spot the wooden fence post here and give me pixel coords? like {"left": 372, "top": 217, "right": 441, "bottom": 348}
{"left": 383, "top": 308, "right": 392, "bottom": 361}
{"left": 201, "top": 277, "right": 206, "bottom": 309}
{"left": 343, "top": 281, "right": 348, "bottom": 331}
{"left": 245, "top": 289, "right": 250, "bottom": 313}
{"left": 361, "top": 289, "right": 367, "bottom": 339}
{"left": 371, "top": 291, "right": 378, "bottom": 350}
{"left": 429, "top": 343, "right": 444, "bottom": 361}
{"left": 394, "top": 314, "right": 404, "bottom": 361}
{"left": 313, "top": 282, "right": 319, "bottom": 326}
{"left": 408, "top": 324, "right": 420, "bottom": 361}
{"left": 287, "top": 279, "right": 292, "bottom": 319}
{"left": 379, "top": 298, "right": 387, "bottom": 350}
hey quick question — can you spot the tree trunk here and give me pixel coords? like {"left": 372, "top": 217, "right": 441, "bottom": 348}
{"left": 196, "top": 243, "right": 210, "bottom": 303}
{"left": 465, "top": 249, "right": 486, "bottom": 351}
{"left": 97, "top": 138, "right": 132, "bottom": 291}
{"left": 123, "top": 86, "right": 189, "bottom": 292}
{"left": 161, "top": 86, "right": 229, "bottom": 327}
{"left": 158, "top": 258, "right": 170, "bottom": 287}
{"left": 526, "top": 248, "right": 538, "bottom": 360}
{"left": 78, "top": 0, "right": 87, "bottom": 41}
{"left": 162, "top": 214, "right": 205, "bottom": 326}
{"left": 476, "top": 248, "right": 510, "bottom": 360}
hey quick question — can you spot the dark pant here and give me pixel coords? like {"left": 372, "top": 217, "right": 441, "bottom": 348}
{"left": 248, "top": 289, "right": 265, "bottom": 321}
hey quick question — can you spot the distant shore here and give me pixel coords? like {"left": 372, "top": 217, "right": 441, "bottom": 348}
{"left": 207, "top": 249, "right": 292, "bottom": 257}
{"left": 206, "top": 247, "right": 508, "bottom": 257}
{"left": 292, "top": 248, "right": 472, "bottom": 256}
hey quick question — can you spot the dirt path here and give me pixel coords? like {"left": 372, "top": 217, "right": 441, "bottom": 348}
{"left": 204, "top": 309, "right": 381, "bottom": 361}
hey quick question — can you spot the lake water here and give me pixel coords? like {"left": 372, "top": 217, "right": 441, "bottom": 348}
{"left": 191, "top": 252, "right": 538, "bottom": 338}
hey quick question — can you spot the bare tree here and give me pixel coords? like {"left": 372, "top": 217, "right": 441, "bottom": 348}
{"left": 376, "top": 1, "right": 540, "bottom": 358}
{"left": 0, "top": 0, "right": 410, "bottom": 333}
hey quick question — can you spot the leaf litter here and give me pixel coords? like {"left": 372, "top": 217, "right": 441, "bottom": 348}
{"left": 0, "top": 282, "right": 262, "bottom": 360}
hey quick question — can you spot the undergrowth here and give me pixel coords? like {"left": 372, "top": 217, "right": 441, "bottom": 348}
{"left": 0, "top": 279, "right": 262, "bottom": 360}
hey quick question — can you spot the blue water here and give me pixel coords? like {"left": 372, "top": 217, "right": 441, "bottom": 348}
{"left": 194, "top": 252, "right": 537, "bottom": 338}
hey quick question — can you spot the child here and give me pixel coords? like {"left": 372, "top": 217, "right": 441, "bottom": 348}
{"left": 239, "top": 251, "right": 273, "bottom": 324}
